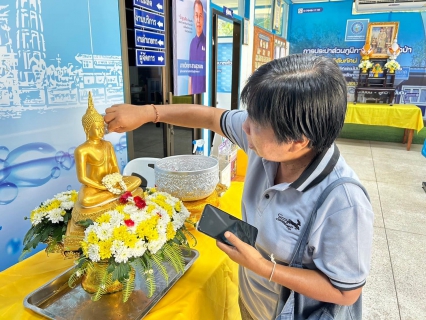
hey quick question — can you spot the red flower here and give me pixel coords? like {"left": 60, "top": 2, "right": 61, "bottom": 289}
{"left": 119, "top": 191, "right": 132, "bottom": 203}
{"left": 124, "top": 219, "right": 135, "bottom": 227}
{"left": 134, "top": 196, "right": 146, "bottom": 209}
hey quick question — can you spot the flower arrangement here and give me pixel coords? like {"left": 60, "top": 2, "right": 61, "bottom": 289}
{"left": 372, "top": 63, "right": 383, "bottom": 74}
{"left": 68, "top": 188, "right": 196, "bottom": 302}
{"left": 21, "top": 190, "right": 78, "bottom": 259}
{"left": 102, "top": 173, "right": 127, "bottom": 195}
{"left": 384, "top": 59, "right": 401, "bottom": 71}
{"left": 358, "top": 60, "right": 373, "bottom": 70}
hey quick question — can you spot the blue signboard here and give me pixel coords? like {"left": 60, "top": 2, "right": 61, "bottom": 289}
{"left": 134, "top": 8, "right": 165, "bottom": 32}
{"left": 133, "top": 0, "right": 164, "bottom": 14}
{"left": 136, "top": 49, "right": 166, "bottom": 66}
{"left": 223, "top": 6, "right": 233, "bottom": 18}
{"left": 135, "top": 29, "right": 165, "bottom": 49}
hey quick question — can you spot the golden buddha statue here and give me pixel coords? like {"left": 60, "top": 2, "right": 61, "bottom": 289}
{"left": 64, "top": 92, "right": 143, "bottom": 251}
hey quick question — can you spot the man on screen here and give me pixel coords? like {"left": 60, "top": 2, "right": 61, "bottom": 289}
{"left": 188, "top": 0, "right": 206, "bottom": 94}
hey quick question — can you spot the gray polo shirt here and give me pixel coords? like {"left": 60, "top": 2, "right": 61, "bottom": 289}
{"left": 220, "top": 110, "right": 374, "bottom": 319}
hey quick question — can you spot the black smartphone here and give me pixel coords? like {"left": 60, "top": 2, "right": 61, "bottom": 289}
{"left": 197, "top": 204, "right": 258, "bottom": 247}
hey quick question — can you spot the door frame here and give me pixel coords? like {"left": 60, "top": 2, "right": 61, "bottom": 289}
{"left": 211, "top": 9, "right": 242, "bottom": 111}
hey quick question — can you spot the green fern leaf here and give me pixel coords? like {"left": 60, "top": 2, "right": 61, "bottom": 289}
{"left": 163, "top": 243, "right": 185, "bottom": 274}
{"left": 92, "top": 267, "right": 110, "bottom": 301}
{"left": 122, "top": 275, "right": 135, "bottom": 302}
{"left": 150, "top": 252, "right": 169, "bottom": 285}
{"left": 144, "top": 270, "right": 156, "bottom": 298}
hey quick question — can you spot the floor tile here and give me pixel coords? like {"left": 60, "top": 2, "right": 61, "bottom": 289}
{"left": 378, "top": 182, "right": 426, "bottom": 235}
{"left": 363, "top": 227, "right": 400, "bottom": 320}
{"left": 373, "top": 157, "right": 426, "bottom": 186}
{"left": 370, "top": 141, "right": 424, "bottom": 161}
{"left": 387, "top": 229, "right": 426, "bottom": 319}
{"left": 342, "top": 154, "right": 377, "bottom": 181}
{"left": 336, "top": 138, "right": 372, "bottom": 157}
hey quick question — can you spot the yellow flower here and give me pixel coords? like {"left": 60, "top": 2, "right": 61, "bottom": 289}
{"left": 124, "top": 213, "right": 131, "bottom": 220}
{"left": 98, "top": 240, "right": 112, "bottom": 260}
{"left": 45, "top": 199, "right": 61, "bottom": 211}
{"left": 70, "top": 191, "right": 78, "bottom": 203}
{"left": 124, "top": 234, "right": 138, "bottom": 248}
{"left": 96, "top": 213, "right": 111, "bottom": 224}
{"left": 146, "top": 204, "right": 156, "bottom": 213}
{"left": 136, "top": 216, "right": 159, "bottom": 241}
{"left": 87, "top": 231, "right": 98, "bottom": 244}
{"left": 166, "top": 223, "right": 176, "bottom": 240}
{"left": 115, "top": 205, "right": 126, "bottom": 214}
{"left": 174, "top": 201, "right": 181, "bottom": 212}
{"left": 81, "top": 241, "right": 89, "bottom": 256}
{"left": 113, "top": 225, "right": 129, "bottom": 241}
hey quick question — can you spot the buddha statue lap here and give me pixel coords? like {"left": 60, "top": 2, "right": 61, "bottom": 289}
{"left": 64, "top": 92, "right": 143, "bottom": 251}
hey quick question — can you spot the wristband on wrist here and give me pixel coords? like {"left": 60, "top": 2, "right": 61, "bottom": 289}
{"left": 151, "top": 104, "right": 159, "bottom": 123}
{"left": 269, "top": 253, "right": 277, "bottom": 282}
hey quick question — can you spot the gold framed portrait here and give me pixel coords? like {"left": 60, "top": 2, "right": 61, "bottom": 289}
{"left": 365, "top": 22, "right": 399, "bottom": 58}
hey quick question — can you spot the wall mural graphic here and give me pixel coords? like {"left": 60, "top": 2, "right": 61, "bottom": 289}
{"left": 0, "top": 0, "right": 126, "bottom": 271}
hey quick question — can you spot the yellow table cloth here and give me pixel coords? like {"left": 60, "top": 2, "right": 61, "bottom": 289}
{"left": 0, "top": 182, "right": 245, "bottom": 320}
{"left": 345, "top": 103, "right": 424, "bottom": 132}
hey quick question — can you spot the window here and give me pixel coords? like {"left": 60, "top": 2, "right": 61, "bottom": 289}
{"left": 254, "top": 0, "right": 273, "bottom": 30}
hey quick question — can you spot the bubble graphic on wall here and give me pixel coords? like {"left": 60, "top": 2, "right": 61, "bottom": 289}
{"left": 0, "top": 182, "right": 18, "bottom": 205}
{"left": 67, "top": 184, "right": 72, "bottom": 191}
{"left": 6, "top": 238, "right": 21, "bottom": 255}
{"left": 51, "top": 166, "right": 61, "bottom": 179}
{"left": 0, "top": 159, "right": 11, "bottom": 183}
{"left": 0, "top": 146, "right": 9, "bottom": 160}
{"left": 5, "top": 142, "right": 58, "bottom": 187}
{"left": 55, "top": 150, "right": 75, "bottom": 171}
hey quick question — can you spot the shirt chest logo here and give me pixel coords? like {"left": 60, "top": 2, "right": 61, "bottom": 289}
{"left": 276, "top": 213, "right": 301, "bottom": 231}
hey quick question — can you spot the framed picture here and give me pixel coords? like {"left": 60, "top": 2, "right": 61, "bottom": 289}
{"left": 365, "top": 22, "right": 399, "bottom": 58}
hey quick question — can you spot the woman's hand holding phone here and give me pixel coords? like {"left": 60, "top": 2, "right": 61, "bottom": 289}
{"left": 216, "top": 232, "right": 271, "bottom": 279}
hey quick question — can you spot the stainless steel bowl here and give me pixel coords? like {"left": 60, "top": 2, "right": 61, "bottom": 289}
{"left": 155, "top": 155, "right": 219, "bottom": 201}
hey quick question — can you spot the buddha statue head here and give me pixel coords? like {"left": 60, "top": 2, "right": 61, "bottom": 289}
{"left": 82, "top": 92, "right": 105, "bottom": 139}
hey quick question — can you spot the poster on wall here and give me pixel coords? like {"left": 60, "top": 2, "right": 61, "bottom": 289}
{"left": 172, "top": 0, "right": 210, "bottom": 96}
{"left": 0, "top": 0, "right": 126, "bottom": 271}
{"left": 274, "top": 35, "right": 287, "bottom": 60}
{"left": 252, "top": 26, "right": 273, "bottom": 72}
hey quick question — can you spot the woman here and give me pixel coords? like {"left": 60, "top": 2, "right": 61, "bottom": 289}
{"left": 105, "top": 54, "right": 374, "bottom": 319}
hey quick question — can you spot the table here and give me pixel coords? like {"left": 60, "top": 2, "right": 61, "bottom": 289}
{"left": 345, "top": 103, "right": 424, "bottom": 150}
{"left": 0, "top": 182, "right": 245, "bottom": 320}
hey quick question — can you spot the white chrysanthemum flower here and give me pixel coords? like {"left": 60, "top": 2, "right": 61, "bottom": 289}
{"left": 147, "top": 234, "right": 167, "bottom": 254}
{"left": 111, "top": 240, "right": 125, "bottom": 255}
{"left": 47, "top": 208, "right": 65, "bottom": 223}
{"left": 31, "top": 211, "right": 45, "bottom": 226}
{"left": 115, "top": 247, "right": 132, "bottom": 263}
{"left": 88, "top": 244, "right": 101, "bottom": 262}
{"left": 109, "top": 211, "right": 123, "bottom": 227}
{"left": 61, "top": 201, "right": 74, "bottom": 210}
{"left": 131, "top": 239, "right": 146, "bottom": 257}
{"left": 84, "top": 223, "right": 98, "bottom": 237}
{"left": 96, "top": 222, "right": 113, "bottom": 241}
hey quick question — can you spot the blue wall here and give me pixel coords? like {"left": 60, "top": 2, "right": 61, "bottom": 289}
{"left": 0, "top": 0, "right": 127, "bottom": 271}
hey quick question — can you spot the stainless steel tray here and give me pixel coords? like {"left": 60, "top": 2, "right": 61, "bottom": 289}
{"left": 24, "top": 249, "right": 199, "bottom": 319}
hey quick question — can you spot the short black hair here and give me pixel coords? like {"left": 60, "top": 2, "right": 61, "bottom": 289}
{"left": 241, "top": 54, "right": 347, "bottom": 152}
